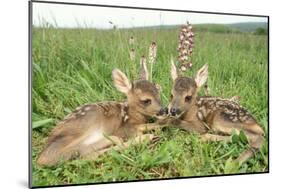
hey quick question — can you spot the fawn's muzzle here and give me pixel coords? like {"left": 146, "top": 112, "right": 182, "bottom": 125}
{"left": 170, "top": 107, "right": 181, "bottom": 116}
{"left": 157, "top": 107, "right": 168, "bottom": 116}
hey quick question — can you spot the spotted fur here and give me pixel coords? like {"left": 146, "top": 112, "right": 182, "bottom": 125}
{"left": 196, "top": 96, "right": 255, "bottom": 124}
{"left": 60, "top": 102, "right": 129, "bottom": 125}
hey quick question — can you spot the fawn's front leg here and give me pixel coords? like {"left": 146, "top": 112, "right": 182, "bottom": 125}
{"left": 137, "top": 115, "right": 209, "bottom": 134}
{"left": 136, "top": 123, "right": 169, "bottom": 132}
{"left": 200, "top": 133, "right": 232, "bottom": 142}
{"left": 169, "top": 118, "right": 208, "bottom": 134}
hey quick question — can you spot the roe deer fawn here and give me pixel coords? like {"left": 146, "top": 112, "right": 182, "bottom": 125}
{"left": 168, "top": 60, "right": 264, "bottom": 163}
{"left": 37, "top": 63, "right": 166, "bottom": 166}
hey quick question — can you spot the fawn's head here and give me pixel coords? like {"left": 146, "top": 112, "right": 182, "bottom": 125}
{"left": 112, "top": 62, "right": 166, "bottom": 118}
{"left": 169, "top": 59, "right": 208, "bottom": 117}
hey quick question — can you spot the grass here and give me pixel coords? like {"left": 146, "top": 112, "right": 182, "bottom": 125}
{"left": 31, "top": 26, "right": 268, "bottom": 187}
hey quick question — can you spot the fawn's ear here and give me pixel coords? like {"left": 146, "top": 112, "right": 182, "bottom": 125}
{"left": 171, "top": 58, "right": 178, "bottom": 81}
{"left": 112, "top": 69, "right": 132, "bottom": 94}
{"left": 194, "top": 64, "right": 208, "bottom": 88}
{"left": 139, "top": 57, "right": 149, "bottom": 80}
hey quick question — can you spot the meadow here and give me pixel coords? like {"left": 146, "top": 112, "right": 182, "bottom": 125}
{"left": 31, "top": 25, "right": 268, "bottom": 187}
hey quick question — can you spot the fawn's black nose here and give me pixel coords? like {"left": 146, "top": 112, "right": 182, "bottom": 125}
{"left": 157, "top": 107, "right": 168, "bottom": 116}
{"left": 170, "top": 107, "right": 180, "bottom": 116}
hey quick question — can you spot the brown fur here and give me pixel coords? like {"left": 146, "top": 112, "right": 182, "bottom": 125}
{"left": 37, "top": 68, "right": 165, "bottom": 166}
{"left": 168, "top": 63, "right": 264, "bottom": 163}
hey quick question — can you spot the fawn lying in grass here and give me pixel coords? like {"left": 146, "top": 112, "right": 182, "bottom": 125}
{"left": 167, "top": 60, "right": 264, "bottom": 163}
{"left": 37, "top": 63, "right": 166, "bottom": 166}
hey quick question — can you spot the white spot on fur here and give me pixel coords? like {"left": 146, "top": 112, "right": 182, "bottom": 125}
{"left": 197, "top": 111, "right": 204, "bottom": 120}
{"left": 124, "top": 115, "right": 129, "bottom": 122}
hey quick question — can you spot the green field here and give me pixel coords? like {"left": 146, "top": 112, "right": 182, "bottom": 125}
{"left": 31, "top": 26, "right": 268, "bottom": 187}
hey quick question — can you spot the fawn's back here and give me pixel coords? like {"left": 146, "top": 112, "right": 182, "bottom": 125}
{"left": 195, "top": 96, "right": 264, "bottom": 135}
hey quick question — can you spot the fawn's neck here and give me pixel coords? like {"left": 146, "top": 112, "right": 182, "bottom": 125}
{"left": 126, "top": 106, "right": 148, "bottom": 126}
{"left": 182, "top": 98, "right": 200, "bottom": 121}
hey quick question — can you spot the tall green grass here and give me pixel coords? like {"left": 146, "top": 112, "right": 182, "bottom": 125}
{"left": 32, "top": 26, "right": 268, "bottom": 187}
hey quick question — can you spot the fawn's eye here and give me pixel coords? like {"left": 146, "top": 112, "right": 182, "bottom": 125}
{"left": 185, "top": 95, "right": 192, "bottom": 102}
{"left": 141, "top": 99, "right": 151, "bottom": 105}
